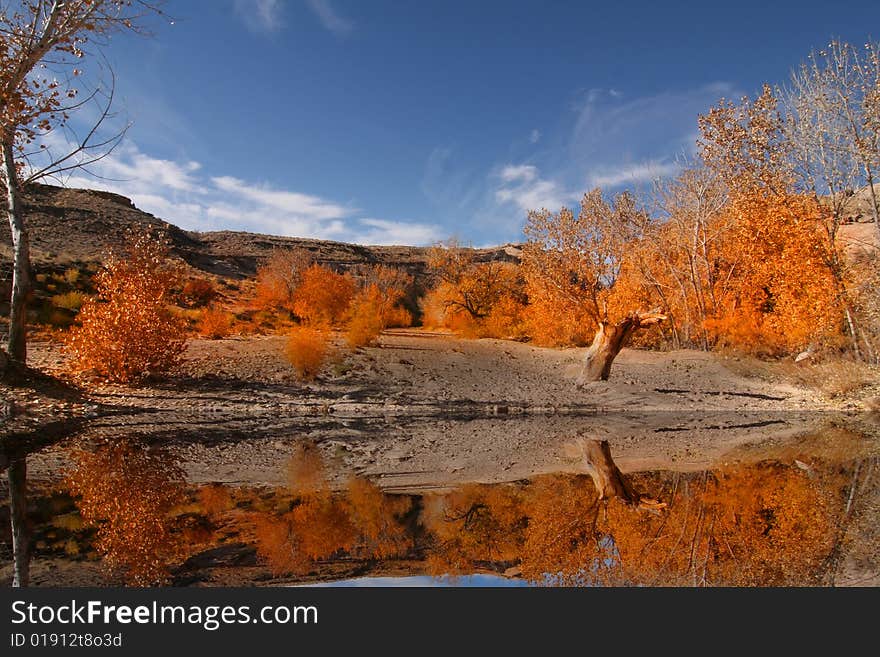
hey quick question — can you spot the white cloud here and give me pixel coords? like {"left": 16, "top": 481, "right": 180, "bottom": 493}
{"left": 494, "top": 165, "right": 570, "bottom": 213}
{"left": 499, "top": 164, "right": 538, "bottom": 184}
{"left": 234, "top": 0, "right": 284, "bottom": 33}
{"left": 350, "top": 218, "right": 443, "bottom": 246}
{"left": 529, "top": 129, "right": 541, "bottom": 144}
{"left": 305, "top": 0, "right": 354, "bottom": 36}
{"left": 587, "top": 159, "right": 680, "bottom": 189}
{"left": 50, "top": 141, "right": 437, "bottom": 245}
{"left": 211, "top": 175, "right": 351, "bottom": 220}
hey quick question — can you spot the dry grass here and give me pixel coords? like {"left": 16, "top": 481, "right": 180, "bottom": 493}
{"left": 722, "top": 353, "right": 876, "bottom": 398}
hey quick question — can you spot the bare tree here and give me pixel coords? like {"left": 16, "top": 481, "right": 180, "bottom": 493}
{"left": 648, "top": 165, "right": 730, "bottom": 350}
{"left": 0, "top": 0, "right": 164, "bottom": 368}
{"left": 780, "top": 40, "right": 880, "bottom": 359}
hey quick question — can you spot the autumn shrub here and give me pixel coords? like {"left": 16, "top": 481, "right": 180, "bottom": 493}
{"left": 181, "top": 277, "right": 217, "bottom": 308}
{"left": 344, "top": 283, "right": 412, "bottom": 348}
{"left": 63, "top": 442, "right": 188, "bottom": 585}
{"left": 252, "top": 511, "right": 312, "bottom": 576}
{"left": 198, "top": 484, "right": 233, "bottom": 517}
{"left": 346, "top": 308, "right": 385, "bottom": 349}
{"left": 52, "top": 290, "right": 86, "bottom": 311}
{"left": 291, "top": 264, "right": 355, "bottom": 326}
{"left": 254, "top": 248, "right": 314, "bottom": 312}
{"left": 419, "top": 286, "right": 451, "bottom": 330}
{"left": 523, "top": 294, "right": 592, "bottom": 347}
{"left": 345, "top": 478, "right": 413, "bottom": 559}
{"left": 482, "top": 294, "right": 528, "bottom": 339}
{"left": 63, "top": 267, "right": 81, "bottom": 285}
{"left": 286, "top": 325, "right": 332, "bottom": 380}
{"left": 198, "top": 306, "right": 233, "bottom": 339}
{"left": 65, "top": 231, "right": 188, "bottom": 383}
{"left": 286, "top": 441, "right": 329, "bottom": 496}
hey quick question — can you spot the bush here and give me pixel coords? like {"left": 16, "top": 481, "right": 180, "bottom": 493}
{"left": 198, "top": 484, "right": 233, "bottom": 517}
{"left": 64, "top": 267, "right": 81, "bottom": 285}
{"left": 346, "top": 309, "right": 385, "bottom": 349}
{"left": 345, "top": 282, "right": 412, "bottom": 349}
{"left": 253, "top": 248, "right": 314, "bottom": 312}
{"left": 181, "top": 278, "right": 217, "bottom": 308}
{"left": 51, "top": 291, "right": 86, "bottom": 311}
{"left": 198, "top": 306, "right": 233, "bottom": 339}
{"left": 286, "top": 325, "right": 332, "bottom": 380}
{"left": 291, "top": 264, "right": 356, "bottom": 326}
{"left": 64, "top": 230, "right": 188, "bottom": 383}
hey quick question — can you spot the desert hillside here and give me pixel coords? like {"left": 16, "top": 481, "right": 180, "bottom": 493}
{"left": 0, "top": 183, "right": 521, "bottom": 281}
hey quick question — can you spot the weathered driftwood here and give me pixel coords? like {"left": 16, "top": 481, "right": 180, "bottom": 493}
{"left": 569, "top": 438, "right": 666, "bottom": 511}
{"left": 578, "top": 310, "right": 667, "bottom": 383}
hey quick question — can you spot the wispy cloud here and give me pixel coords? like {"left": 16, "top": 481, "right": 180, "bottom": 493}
{"left": 305, "top": 0, "right": 354, "bottom": 37}
{"left": 211, "top": 175, "right": 351, "bottom": 221}
{"left": 499, "top": 164, "right": 538, "bottom": 184}
{"left": 494, "top": 164, "right": 571, "bottom": 213}
{"left": 234, "top": 0, "right": 284, "bottom": 33}
{"left": 350, "top": 218, "right": 442, "bottom": 246}
{"left": 529, "top": 129, "right": 541, "bottom": 144}
{"left": 420, "top": 146, "right": 482, "bottom": 211}
{"left": 56, "top": 142, "right": 438, "bottom": 245}
{"left": 587, "top": 159, "right": 680, "bottom": 189}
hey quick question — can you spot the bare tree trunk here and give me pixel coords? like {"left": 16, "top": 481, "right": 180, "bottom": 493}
{"left": 865, "top": 175, "right": 880, "bottom": 244}
{"left": 569, "top": 438, "right": 667, "bottom": 510}
{"left": 578, "top": 310, "right": 667, "bottom": 383}
{"left": 582, "top": 439, "right": 642, "bottom": 503}
{"left": 2, "top": 137, "right": 30, "bottom": 365}
{"left": 8, "top": 456, "right": 30, "bottom": 587}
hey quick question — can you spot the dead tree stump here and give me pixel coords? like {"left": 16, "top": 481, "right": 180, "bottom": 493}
{"left": 569, "top": 438, "right": 667, "bottom": 511}
{"left": 578, "top": 310, "right": 667, "bottom": 383}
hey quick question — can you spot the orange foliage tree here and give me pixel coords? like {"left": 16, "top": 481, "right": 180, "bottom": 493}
{"left": 291, "top": 264, "right": 356, "bottom": 327}
{"left": 696, "top": 85, "right": 853, "bottom": 356}
{"left": 522, "top": 190, "right": 639, "bottom": 346}
{"left": 703, "top": 191, "right": 842, "bottom": 355}
{"left": 63, "top": 442, "right": 189, "bottom": 585}
{"left": 604, "top": 465, "right": 840, "bottom": 586}
{"left": 253, "top": 248, "right": 314, "bottom": 312}
{"left": 523, "top": 191, "right": 667, "bottom": 380}
{"left": 65, "top": 230, "right": 188, "bottom": 382}
{"left": 345, "top": 266, "right": 413, "bottom": 348}
{"left": 514, "top": 463, "right": 841, "bottom": 587}
{"left": 425, "top": 240, "right": 526, "bottom": 338}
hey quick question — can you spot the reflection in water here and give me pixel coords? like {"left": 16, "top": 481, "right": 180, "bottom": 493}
{"left": 1, "top": 432, "right": 876, "bottom": 587}
{"left": 248, "top": 442, "right": 413, "bottom": 577}
{"left": 209, "top": 445, "right": 857, "bottom": 586}
{"left": 61, "top": 442, "right": 197, "bottom": 585}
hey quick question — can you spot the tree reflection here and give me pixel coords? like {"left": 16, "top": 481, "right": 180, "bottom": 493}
{"left": 520, "top": 464, "right": 843, "bottom": 586}
{"left": 251, "top": 443, "right": 413, "bottom": 576}
{"left": 416, "top": 462, "right": 845, "bottom": 586}
{"left": 422, "top": 483, "right": 526, "bottom": 576}
{"left": 63, "top": 441, "right": 189, "bottom": 586}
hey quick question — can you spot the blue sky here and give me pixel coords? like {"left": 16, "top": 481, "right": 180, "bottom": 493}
{"left": 44, "top": 0, "right": 880, "bottom": 246}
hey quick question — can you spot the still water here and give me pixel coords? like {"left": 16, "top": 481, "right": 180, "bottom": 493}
{"left": 2, "top": 414, "right": 877, "bottom": 587}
